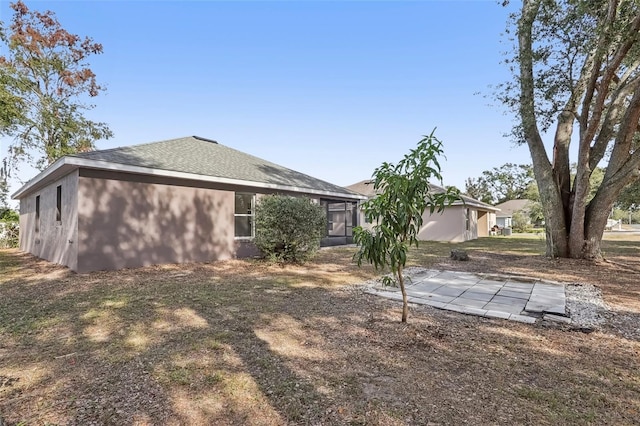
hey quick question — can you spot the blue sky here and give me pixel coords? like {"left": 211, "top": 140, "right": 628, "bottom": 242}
{"left": 1, "top": 0, "right": 532, "bottom": 199}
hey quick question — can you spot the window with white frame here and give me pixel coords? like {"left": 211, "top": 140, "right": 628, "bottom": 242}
{"left": 234, "top": 193, "right": 255, "bottom": 238}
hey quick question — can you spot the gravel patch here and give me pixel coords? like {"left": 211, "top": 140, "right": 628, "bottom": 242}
{"left": 565, "top": 283, "right": 609, "bottom": 329}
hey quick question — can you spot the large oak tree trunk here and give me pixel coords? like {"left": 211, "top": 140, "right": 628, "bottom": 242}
{"left": 519, "top": 0, "right": 569, "bottom": 258}
{"left": 516, "top": 0, "right": 640, "bottom": 260}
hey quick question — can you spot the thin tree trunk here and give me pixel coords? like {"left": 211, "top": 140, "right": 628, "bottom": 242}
{"left": 397, "top": 265, "right": 408, "bottom": 323}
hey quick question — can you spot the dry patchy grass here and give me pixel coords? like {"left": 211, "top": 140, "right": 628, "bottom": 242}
{"left": 0, "top": 236, "right": 639, "bottom": 425}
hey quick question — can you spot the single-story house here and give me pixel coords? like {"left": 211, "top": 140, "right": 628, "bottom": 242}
{"left": 13, "top": 136, "right": 365, "bottom": 272}
{"left": 346, "top": 180, "right": 499, "bottom": 242}
{"left": 495, "top": 199, "right": 533, "bottom": 228}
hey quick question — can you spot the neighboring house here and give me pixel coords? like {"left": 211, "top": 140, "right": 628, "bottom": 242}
{"left": 13, "top": 136, "right": 365, "bottom": 272}
{"left": 346, "top": 180, "right": 499, "bottom": 243}
{"left": 494, "top": 199, "right": 533, "bottom": 228}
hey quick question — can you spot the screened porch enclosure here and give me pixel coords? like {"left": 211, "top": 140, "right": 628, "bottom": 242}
{"left": 320, "top": 199, "right": 358, "bottom": 246}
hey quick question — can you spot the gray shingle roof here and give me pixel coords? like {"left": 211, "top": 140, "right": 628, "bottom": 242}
{"left": 494, "top": 199, "right": 533, "bottom": 217}
{"left": 70, "top": 136, "right": 357, "bottom": 196}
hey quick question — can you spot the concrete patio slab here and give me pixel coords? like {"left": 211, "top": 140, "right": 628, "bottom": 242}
{"left": 504, "top": 282, "right": 535, "bottom": 291}
{"left": 415, "top": 293, "right": 457, "bottom": 304}
{"left": 496, "top": 289, "right": 531, "bottom": 300}
{"left": 418, "top": 300, "right": 448, "bottom": 309}
{"left": 459, "top": 290, "right": 495, "bottom": 301}
{"left": 448, "top": 297, "right": 489, "bottom": 309}
{"left": 410, "top": 286, "right": 444, "bottom": 296}
{"left": 485, "top": 310, "right": 511, "bottom": 320}
{"left": 526, "top": 302, "right": 566, "bottom": 315}
{"left": 365, "top": 269, "right": 569, "bottom": 324}
{"left": 490, "top": 295, "right": 528, "bottom": 307}
{"left": 463, "top": 286, "right": 499, "bottom": 296}
{"left": 458, "top": 306, "right": 488, "bottom": 316}
{"left": 483, "top": 301, "right": 526, "bottom": 315}
{"left": 509, "top": 314, "right": 537, "bottom": 324}
{"left": 431, "top": 286, "right": 467, "bottom": 298}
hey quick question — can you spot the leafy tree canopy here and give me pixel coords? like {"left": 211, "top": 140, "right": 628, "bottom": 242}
{"left": 0, "top": 1, "right": 112, "bottom": 171}
{"left": 498, "top": 0, "right": 640, "bottom": 259}
{"left": 464, "top": 163, "right": 535, "bottom": 205}
{"left": 616, "top": 180, "right": 640, "bottom": 210}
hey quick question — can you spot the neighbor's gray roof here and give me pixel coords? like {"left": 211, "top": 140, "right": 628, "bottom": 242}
{"left": 494, "top": 199, "right": 533, "bottom": 217}
{"left": 346, "top": 179, "right": 499, "bottom": 211}
{"left": 13, "top": 136, "right": 363, "bottom": 199}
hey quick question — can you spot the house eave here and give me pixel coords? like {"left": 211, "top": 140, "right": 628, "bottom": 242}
{"left": 12, "top": 156, "right": 70, "bottom": 200}
{"left": 455, "top": 200, "right": 501, "bottom": 212}
{"left": 12, "top": 157, "right": 367, "bottom": 201}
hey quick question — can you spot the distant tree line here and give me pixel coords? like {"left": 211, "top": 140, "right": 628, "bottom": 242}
{"left": 465, "top": 163, "right": 640, "bottom": 225}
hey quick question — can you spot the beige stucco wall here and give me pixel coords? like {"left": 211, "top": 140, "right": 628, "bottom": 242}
{"left": 358, "top": 203, "right": 486, "bottom": 242}
{"left": 76, "top": 171, "right": 236, "bottom": 272}
{"left": 19, "top": 170, "right": 79, "bottom": 270}
{"left": 488, "top": 212, "right": 496, "bottom": 229}
{"left": 478, "top": 212, "right": 497, "bottom": 237}
{"left": 418, "top": 206, "right": 478, "bottom": 242}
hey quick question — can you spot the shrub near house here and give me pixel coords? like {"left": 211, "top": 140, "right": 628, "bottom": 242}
{"left": 0, "top": 209, "right": 19, "bottom": 248}
{"left": 254, "top": 195, "right": 327, "bottom": 263}
{"left": 511, "top": 210, "right": 532, "bottom": 233}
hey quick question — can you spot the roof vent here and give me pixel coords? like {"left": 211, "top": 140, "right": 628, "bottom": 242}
{"left": 193, "top": 135, "right": 218, "bottom": 144}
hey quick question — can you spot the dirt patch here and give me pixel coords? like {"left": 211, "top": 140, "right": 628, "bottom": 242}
{"left": 1, "top": 237, "right": 639, "bottom": 425}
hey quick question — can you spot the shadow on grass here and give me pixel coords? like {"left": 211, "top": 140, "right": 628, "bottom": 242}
{"left": 0, "top": 252, "right": 385, "bottom": 424}
{"left": 1, "top": 244, "right": 640, "bottom": 424}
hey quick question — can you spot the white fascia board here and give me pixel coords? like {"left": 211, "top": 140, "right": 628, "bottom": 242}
{"left": 13, "top": 156, "right": 366, "bottom": 201}
{"left": 11, "top": 156, "right": 68, "bottom": 199}
{"left": 450, "top": 200, "right": 500, "bottom": 212}
{"left": 469, "top": 203, "right": 501, "bottom": 212}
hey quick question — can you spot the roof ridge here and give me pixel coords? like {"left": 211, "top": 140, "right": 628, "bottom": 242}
{"left": 192, "top": 135, "right": 218, "bottom": 144}
{"left": 69, "top": 135, "right": 211, "bottom": 157}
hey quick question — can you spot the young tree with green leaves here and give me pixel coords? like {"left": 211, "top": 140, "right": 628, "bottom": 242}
{"left": 353, "top": 131, "right": 460, "bottom": 323}
{"left": 500, "top": 0, "right": 640, "bottom": 259}
{"left": 0, "top": 1, "right": 112, "bottom": 171}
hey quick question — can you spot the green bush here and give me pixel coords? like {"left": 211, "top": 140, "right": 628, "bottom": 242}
{"left": 0, "top": 220, "right": 19, "bottom": 248}
{"left": 254, "top": 195, "right": 326, "bottom": 263}
{"left": 1, "top": 208, "right": 18, "bottom": 222}
{"left": 511, "top": 210, "right": 532, "bottom": 233}
{"left": 612, "top": 207, "right": 640, "bottom": 224}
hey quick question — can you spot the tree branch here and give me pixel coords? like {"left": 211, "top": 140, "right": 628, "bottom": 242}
{"left": 590, "top": 73, "right": 640, "bottom": 168}
{"left": 583, "top": 6, "right": 640, "bottom": 148}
